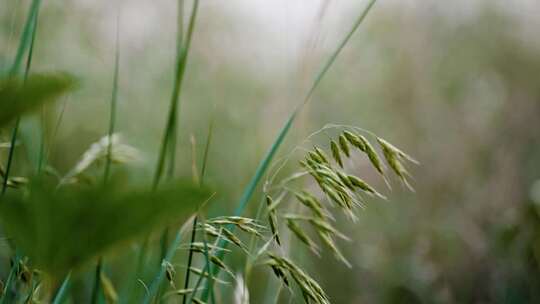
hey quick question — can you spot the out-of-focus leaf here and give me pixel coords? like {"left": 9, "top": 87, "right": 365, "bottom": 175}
{"left": 0, "top": 179, "right": 210, "bottom": 278}
{"left": 0, "top": 73, "right": 76, "bottom": 127}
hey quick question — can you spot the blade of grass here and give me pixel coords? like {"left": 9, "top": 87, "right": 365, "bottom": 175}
{"left": 51, "top": 272, "right": 72, "bottom": 304}
{"left": 7, "top": 0, "right": 41, "bottom": 76}
{"left": 166, "top": 0, "right": 184, "bottom": 179}
{"left": 103, "top": 16, "right": 120, "bottom": 185}
{"left": 200, "top": 0, "right": 378, "bottom": 300}
{"left": 152, "top": 0, "right": 197, "bottom": 190}
{"left": 0, "top": 3, "right": 41, "bottom": 303}
{"left": 156, "top": 0, "right": 192, "bottom": 265}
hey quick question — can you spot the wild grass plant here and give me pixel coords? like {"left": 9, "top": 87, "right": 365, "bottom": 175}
{"left": 0, "top": 0, "right": 418, "bottom": 303}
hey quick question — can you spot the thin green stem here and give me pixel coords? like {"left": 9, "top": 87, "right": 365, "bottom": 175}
{"left": 181, "top": 113, "right": 214, "bottom": 304}
{"left": 103, "top": 18, "right": 120, "bottom": 185}
{"left": 152, "top": 0, "right": 197, "bottom": 190}
{"left": 91, "top": 18, "right": 121, "bottom": 304}
{"left": 1, "top": 0, "right": 41, "bottom": 195}
{"left": 181, "top": 217, "right": 198, "bottom": 304}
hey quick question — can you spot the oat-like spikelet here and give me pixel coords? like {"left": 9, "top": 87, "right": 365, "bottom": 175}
{"left": 200, "top": 223, "right": 222, "bottom": 238}
{"left": 317, "top": 231, "right": 351, "bottom": 268}
{"left": 330, "top": 140, "right": 343, "bottom": 167}
{"left": 338, "top": 134, "right": 350, "bottom": 157}
{"left": 294, "top": 191, "right": 326, "bottom": 219}
{"left": 265, "top": 259, "right": 290, "bottom": 287}
{"left": 336, "top": 170, "right": 355, "bottom": 191}
{"left": 221, "top": 227, "right": 249, "bottom": 252}
{"left": 343, "top": 131, "right": 366, "bottom": 151}
{"left": 348, "top": 175, "right": 386, "bottom": 199}
{"left": 267, "top": 253, "right": 330, "bottom": 304}
{"left": 314, "top": 147, "right": 330, "bottom": 165}
{"left": 210, "top": 254, "right": 234, "bottom": 278}
{"left": 308, "top": 151, "right": 325, "bottom": 165}
{"left": 362, "top": 137, "right": 384, "bottom": 175}
{"left": 286, "top": 219, "right": 320, "bottom": 256}
{"left": 377, "top": 137, "right": 418, "bottom": 190}
{"left": 321, "top": 184, "right": 346, "bottom": 209}
{"left": 377, "top": 137, "right": 419, "bottom": 165}
{"left": 283, "top": 214, "right": 350, "bottom": 241}
{"left": 266, "top": 195, "right": 281, "bottom": 246}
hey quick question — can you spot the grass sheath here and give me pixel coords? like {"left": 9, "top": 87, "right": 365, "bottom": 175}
{"left": 200, "top": 0, "right": 378, "bottom": 300}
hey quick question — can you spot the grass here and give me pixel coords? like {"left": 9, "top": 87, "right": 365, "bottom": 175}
{"left": 199, "top": 0, "right": 378, "bottom": 300}
{"left": 0, "top": 0, "right": 423, "bottom": 303}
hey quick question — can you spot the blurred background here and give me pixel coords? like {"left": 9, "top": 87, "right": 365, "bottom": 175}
{"left": 2, "top": 0, "right": 540, "bottom": 303}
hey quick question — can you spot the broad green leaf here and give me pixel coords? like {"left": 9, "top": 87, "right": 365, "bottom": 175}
{"left": 0, "top": 179, "right": 210, "bottom": 278}
{"left": 0, "top": 73, "right": 76, "bottom": 127}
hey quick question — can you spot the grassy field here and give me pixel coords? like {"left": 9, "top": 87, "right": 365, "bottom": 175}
{"left": 1, "top": 1, "right": 540, "bottom": 303}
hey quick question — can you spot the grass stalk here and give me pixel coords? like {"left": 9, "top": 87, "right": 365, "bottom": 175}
{"left": 0, "top": 3, "right": 41, "bottom": 303}
{"left": 152, "top": 0, "right": 196, "bottom": 190}
{"left": 1, "top": 0, "right": 41, "bottom": 195}
{"left": 181, "top": 114, "right": 214, "bottom": 304}
{"left": 200, "top": 0, "right": 378, "bottom": 300}
{"left": 90, "top": 17, "right": 120, "bottom": 304}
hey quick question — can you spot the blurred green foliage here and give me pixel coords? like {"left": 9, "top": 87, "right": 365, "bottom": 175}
{"left": 0, "top": 179, "right": 209, "bottom": 278}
